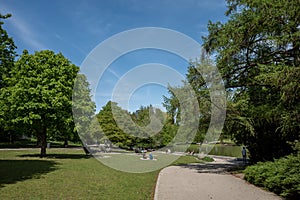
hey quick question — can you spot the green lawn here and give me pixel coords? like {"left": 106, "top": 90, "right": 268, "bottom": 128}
{"left": 0, "top": 148, "right": 201, "bottom": 200}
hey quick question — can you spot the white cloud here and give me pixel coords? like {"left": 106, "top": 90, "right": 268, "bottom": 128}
{"left": 54, "top": 33, "right": 63, "bottom": 40}
{"left": 10, "top": 19, "right": 45, "bottom": 50}
{"left": 107, "top": 68, "right": 121, "bottom": 79}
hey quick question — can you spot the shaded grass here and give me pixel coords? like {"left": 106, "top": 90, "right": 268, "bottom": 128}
{"left": 0, "top": 160, "right": 57, "bottom": 187}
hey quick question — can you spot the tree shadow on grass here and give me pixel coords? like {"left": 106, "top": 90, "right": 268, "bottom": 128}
{"left": 0, "top": 160, "right": 58, "bottom": 187}
{"left": 19, "top": 153, "right": 91, "bottom": 159}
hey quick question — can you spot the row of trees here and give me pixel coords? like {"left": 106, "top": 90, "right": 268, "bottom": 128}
{"left": 77, "top": 0, "right": 299, "bottom": 163}
{"left": 0, "top": 13, "right": 181, "bottom": 155}
{"left": 0, "top": 14, "right": 95, "bottom": 156}
{"left": 85, "top": 102, "right": 176, "bottom": 149}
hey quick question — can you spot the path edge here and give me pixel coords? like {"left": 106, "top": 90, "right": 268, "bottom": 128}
{"left": 154, "top": 167, "right": 165, "bottom": 200}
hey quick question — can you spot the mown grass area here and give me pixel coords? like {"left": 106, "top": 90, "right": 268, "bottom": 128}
{"left": 170, "top": 155, "right": 202, "bottom": 166}
{"left": 0, "top": 148, "right": 201, "bottom": 200}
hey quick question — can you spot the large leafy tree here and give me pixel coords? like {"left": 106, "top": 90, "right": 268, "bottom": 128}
{"left": 203, "top": 0, "right": 300, "bottom": 162}
{"left": 0, "top": 13, "right": 16, "bottom": 142}
{"left": 1, "top": 50, "right": 79, "bottom": 156}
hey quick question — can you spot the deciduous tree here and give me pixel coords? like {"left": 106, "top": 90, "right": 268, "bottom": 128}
{"left": 0, "top": 13, "right": 16, "bottom": 142}
{"left": 2, "top": 50, "right": 79, "bottom": 156}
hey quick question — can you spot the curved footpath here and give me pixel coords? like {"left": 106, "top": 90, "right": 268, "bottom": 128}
{"left": 154, "top": 155, "right": 282, "bottom": 200}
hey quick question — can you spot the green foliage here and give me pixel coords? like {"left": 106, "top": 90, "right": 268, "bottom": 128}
{"left": 72, "top": 73, "right": 96, "bottom": 144}
{"left": 95, "top": 101, "right": 171, "bottom": 149}
{"left": 163, "top": 84, "right": 201, "bottom": 144}
{"left": 163, "top": 57, "right": 225, "bottom": 145}
{"left": 0, "top": 13, "right": 16, "bottom": 89}
{"left": 96, "top": 101, "right": 135, "bottom": 148}
{"left": 203, "top": 0, "right": 300, "bottom": 162}
{"left": 0, "top": 50, "right": 82, "bottom": 156}
{"left": 0, "top": 13, "right": 17, "bottom": 141}
{"left": 244, "top": 152, "right": 300, "bottom": 199}
{"left": 186, "top": 58, "right": 227, "bottom": 142}
{"left": 201, "top": 156, "right": 214, "bottom": 162}
{"left": 155, "top": 120, "right": 178, "bottom": 147}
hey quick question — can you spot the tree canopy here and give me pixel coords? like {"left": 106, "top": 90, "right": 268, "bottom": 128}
{"left": 202, "top": 0, "right": 300, "bottom": 162}
{"left": 0, "top": 13, "right": 16, "bottom": 142}
{"left": 1, "top": 50, "right": 84, "bottom": 156}
{"left": 0, "top": 13, "right": 16, "bottom": 89}
{"left": 93, "top": 102, "right": 171, "bottom": 149}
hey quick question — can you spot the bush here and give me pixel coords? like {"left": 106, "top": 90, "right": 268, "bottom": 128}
{"left": 201, "top": 156, "right": 214, "bottom": 162}
{"left": 244, "top": 153, "right": 300, "bottom": 199}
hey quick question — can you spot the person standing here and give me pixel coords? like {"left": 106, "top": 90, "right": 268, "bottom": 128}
{"left": 149, "top": 152, "right": 153, "bottom": 160}
{"left": 242, "top": 147, "right": 247, "bottom": 164}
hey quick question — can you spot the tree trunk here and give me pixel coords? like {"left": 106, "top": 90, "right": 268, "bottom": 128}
{"left": 64, "top": 138, "right": 68, "bottom": 147}
{"left": 9, "top": 131, "right": 13, "bottom": 144}
{"left": 220, "top": 135, "right": 224, "bottom": 144}
{"left": 40, "top": 126, "right": 47, "bottom": 157}
{"left": 36, "top": 133, "right": 42, "bottom": 147}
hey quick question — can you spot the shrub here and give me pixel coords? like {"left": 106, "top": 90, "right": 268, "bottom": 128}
{"left": 201, "top": 156, "right": 214, "bottom": 162}
{"left": 244, "top": 153, "right": 300, "bottom": 199}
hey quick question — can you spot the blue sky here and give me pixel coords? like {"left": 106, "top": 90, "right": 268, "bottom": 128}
{"left": 0, "top": 0, "right": 228, "bottom": 112}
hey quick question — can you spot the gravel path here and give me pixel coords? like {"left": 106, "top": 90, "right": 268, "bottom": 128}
{"left": 154, "top": 156, "right": 282, "bottom": 200}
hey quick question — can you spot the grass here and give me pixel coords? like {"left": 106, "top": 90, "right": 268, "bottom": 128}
{"left": 0, "top": 148, "right": 202, "bottom": 199}
{"left": 170, "top": 155, "right": 202, "bottom": 166}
